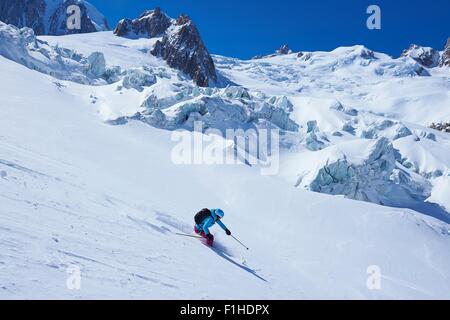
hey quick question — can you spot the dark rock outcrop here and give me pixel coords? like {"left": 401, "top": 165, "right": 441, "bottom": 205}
{"left": 150, "top": 14, "right": 217, "bottom": 87}
{"left": 440, "top": 38, "right": 450, "bottom": 67}
{"left": 114, "top": 9, "right": 216, "bottom": 87}
{"left": 48, "top": 0, "right": 110, "bottom": 35}
{"left": 252, "top": 44, "right": 293, "bottom": 60}
{"left": 401, "top": 44, "right": 440, "bottom": 68}
{"left": 114, "top": 8, "right": 171, "bottom": 38}
{"left": 0, "top": 0, "right": 109, "bottom": 35}
{"left": 276, "top": 44, "right": 292, "bottom": 55}
{"left": 430, "top": 122, "right": 450, "bottom": 133}
{"left": 0, "top": 0, "right": 46, "bottom": 35}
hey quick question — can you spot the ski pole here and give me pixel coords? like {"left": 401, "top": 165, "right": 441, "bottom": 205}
{"left": 231, "top": 235, "right": 249, "bottom": 250}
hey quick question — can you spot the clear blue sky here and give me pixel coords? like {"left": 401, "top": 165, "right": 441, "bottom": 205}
{"left": 88, "top": 0, "right": 450, "bottom": 59}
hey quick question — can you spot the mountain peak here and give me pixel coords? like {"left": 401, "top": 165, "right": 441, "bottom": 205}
{"left": 439, "top": 37, "right": 450, "bottom": 67}
{"left": 175, "top": 14, "right": 192, "bottom": 26}
{"left": 401, "top": 44, "right": 440, "bottom": 68}
{"left": 0, "top": 0, "right": 109, "bottom": 35}
{"left": 252, "top": 44, "right": 294, "bottom": 60}
{"left": 115, "top": 8, "right": 216, "bottom": 87}
{"left": 139, "top": 7, "right": 162, "bottom": 18}
{"left": 276, "top": 44, "right": 292, "bottom": 55}
{"left": 114, "top": 7, "right": 172, "bottom": 38}
{"left": 151, "top": 14, "right": 217, "bottom": 87}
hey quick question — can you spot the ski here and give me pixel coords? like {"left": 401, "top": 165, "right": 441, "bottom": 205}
{"left": 175, "top": 232, "right": 203, "bottom": 239}
{"left": 175, "top": 232, "right": 216, "bottom": 248}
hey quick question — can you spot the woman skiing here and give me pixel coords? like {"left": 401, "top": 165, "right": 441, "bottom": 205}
{"left": 194, "top": 208, "right": 231, "bottom": 246}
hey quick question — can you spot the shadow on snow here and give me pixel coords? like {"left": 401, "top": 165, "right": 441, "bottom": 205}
{"left": 155, "top": 211, "right": 268, "bottom": 282}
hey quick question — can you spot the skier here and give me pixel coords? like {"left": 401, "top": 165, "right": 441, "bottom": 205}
{"left": 194, "top": 208, "right": 231, "bottom": 246}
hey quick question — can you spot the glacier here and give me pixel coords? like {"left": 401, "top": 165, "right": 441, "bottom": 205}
{"left": 15, "top": 29, "right": 450, "bottom": 217}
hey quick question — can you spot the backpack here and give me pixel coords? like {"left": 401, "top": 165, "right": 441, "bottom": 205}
{"left": 195, "top": 208, "right": 212, "bottom": 225}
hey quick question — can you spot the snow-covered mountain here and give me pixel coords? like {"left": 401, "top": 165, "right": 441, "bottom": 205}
{"left": 0, "top": 0, "right": 109, "bottom": 35}
{"left": 1, "top": 7, "right": 450, "bottom": 299}
{"left": 115, "top": 8, "right": 217, "bottom": 87}
{"left": 252, "top": 44, "right": 294, "bottom": 60}
{"left": 401, "top": 44, "right": 441, "bottom": 68}
{"left": 113, "top": 8, "right": 172, "bottom": 39}
{"left": 441, "top": 38, "right": 450, "bottom": 67}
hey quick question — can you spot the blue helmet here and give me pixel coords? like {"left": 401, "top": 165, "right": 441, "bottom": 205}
{"left": 213, "top": 209, "right": 225, "bottom": 219}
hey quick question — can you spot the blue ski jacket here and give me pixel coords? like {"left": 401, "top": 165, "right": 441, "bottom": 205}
{"left": 196, "top": 210, "right": 228, "bottom": 235}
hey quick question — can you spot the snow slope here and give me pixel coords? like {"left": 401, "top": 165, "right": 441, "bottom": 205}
{"left": 1, "top": 29, "right": 450, "bottom": 299}
{"left": 40, "top": 31, "right": 161, "bottom": 69}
